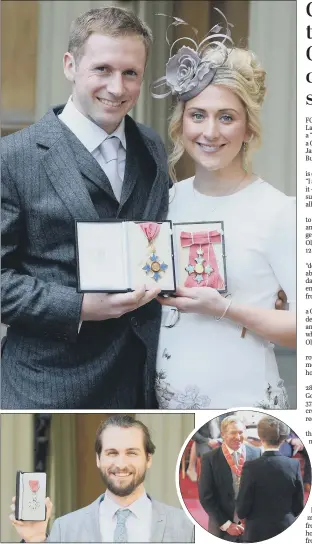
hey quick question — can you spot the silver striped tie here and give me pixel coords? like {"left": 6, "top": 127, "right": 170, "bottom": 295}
{"left": 113, "top": 508, "right": 131, "bottom": 543}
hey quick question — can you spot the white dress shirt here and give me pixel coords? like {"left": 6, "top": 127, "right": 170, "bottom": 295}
{"left": 99, "top": 492, "right": 152, "bottom": 543}
{"left": 58, "top": 97, "right": 126, "bottom": 195}
{"left": 59, "top": 97, "right": 127, "bottom": 331}
{"left": 225, "top": 444, "right": 245, "bottom": 458}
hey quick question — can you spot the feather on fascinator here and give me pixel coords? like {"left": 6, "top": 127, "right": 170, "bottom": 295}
{"left": 151, "top": 7, "right": 234, "bottom": 102}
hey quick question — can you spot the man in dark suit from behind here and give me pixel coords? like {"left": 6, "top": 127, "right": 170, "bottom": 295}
{"left": 236, "top": 416, "right": 304, "bottom": 542}
{"left": 1, "top": 7, "right": 170, "bottom": 409}
{"left": 198, "top": 416, "right": 260, "bottom": 541}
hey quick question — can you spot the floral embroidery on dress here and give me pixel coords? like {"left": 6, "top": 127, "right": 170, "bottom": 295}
{"left": 155, "top": 370, "right": 175, "bottom": 409}
{"left": 155, "top": 371, "right": 211, "bottom": 409}
{"left": 175, "top": 386, "right": 211, "bottom": 409}
{"left": 254, "top": 380, "right": 290, "bottom": 410}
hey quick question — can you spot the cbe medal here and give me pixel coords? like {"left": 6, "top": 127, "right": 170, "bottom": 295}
{"left": 185, "top": 245, "right": 214, "bottom": 283}
{"left": 180, "top": 230, "right": 224, "bottom": 289}
{"left": 139, "top": 223, "right": 168, "bottom": 282}
{"left": 28, "top": 480, "right": 40, "bottom": 510}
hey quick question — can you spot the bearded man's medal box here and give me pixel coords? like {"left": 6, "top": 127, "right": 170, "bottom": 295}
{"left": 15, "top": 471, "right": 47, "bottom": 521}
{"left": 75, "top": 220, "right": 226, "bottom": 294}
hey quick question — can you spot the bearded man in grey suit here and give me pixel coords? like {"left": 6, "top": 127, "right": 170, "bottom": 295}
{"left": 1, "top": 6, "right": 170, "bottom": 409}
{"left": 10, "top": 415, "right": 194, "bottom": 543}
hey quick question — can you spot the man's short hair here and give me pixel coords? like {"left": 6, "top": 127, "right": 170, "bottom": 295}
{"left": 257, "top": 416, "right": 290, "bottom": 446}
{"left": 95, "top": 415, "right": 156, "bottom": 457}
{"left": 220, "top": 416, "right": 245, "bottom": 434}
{"left": 68, "top": 7, "right": 153, "bottom": 63}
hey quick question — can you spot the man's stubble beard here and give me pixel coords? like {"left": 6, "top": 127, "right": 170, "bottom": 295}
{"left": 99, "top": 468, "right": 146, "bottom": 497}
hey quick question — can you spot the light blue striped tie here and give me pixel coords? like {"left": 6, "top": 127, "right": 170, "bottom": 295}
{"left": 113, "top": 508, "right": 131, "bottom": 542}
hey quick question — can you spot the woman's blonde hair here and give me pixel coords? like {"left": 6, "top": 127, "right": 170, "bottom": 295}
{"left": 168, "top": 47, "right": 266, "bottom": 182}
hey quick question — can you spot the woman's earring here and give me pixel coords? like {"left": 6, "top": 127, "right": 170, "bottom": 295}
{"left": 242, "top": 141, "right": 248, "bottom": 172}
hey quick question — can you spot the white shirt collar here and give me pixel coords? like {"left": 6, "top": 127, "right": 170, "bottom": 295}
{"left": 58, "top": 96, "right": 126, "bottom": 153}
{"left": 102, "top": 491, "right": 151, "bottom": 521}
{"left": 263, "top": 448, "right": 280, "bottom": 452}
{"left": 224, "top": 444, "right": 245, "bottom": 456}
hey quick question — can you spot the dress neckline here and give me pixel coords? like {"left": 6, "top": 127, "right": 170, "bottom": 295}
{"left": 191, "top": 176, "right": 263, "bottom": 200}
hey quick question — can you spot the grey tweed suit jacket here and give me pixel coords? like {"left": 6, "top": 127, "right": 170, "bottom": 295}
{"left": 47, "top": 494, "right": 195, "bottom": 543}
{"left": 1, "top": 106, "right": 169, "bottom": 409}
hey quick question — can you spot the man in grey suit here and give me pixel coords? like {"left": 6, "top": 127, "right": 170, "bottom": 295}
{"left": 198, "top": 416, "right": 261, "bottom": 542}
{"left": 1, "top": 6, "right": 169, "bottom": 408}
{"left": 11, "top": 415, "right": 194, "bottom": 542}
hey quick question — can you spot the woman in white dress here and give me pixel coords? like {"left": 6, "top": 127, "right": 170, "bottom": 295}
{"left": 152, "top": 20, "right": 295, "bottom": 410}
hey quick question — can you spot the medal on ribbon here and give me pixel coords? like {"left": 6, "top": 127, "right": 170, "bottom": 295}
{"left": 139, "top": 223, "right": 168, "bottom": 282}
{"left": 221, "top": 443, "right": 245, "bottom": 483}
{"left": 181, "top": 230, "right": 224, "bottom": 288}
{"left": 28, "top": 480, "right": 40, "bottom": 510}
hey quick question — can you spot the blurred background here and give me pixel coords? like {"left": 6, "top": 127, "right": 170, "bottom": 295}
{"left": 1, "top": 0, "right": 297, "bottom": 401}
{"left": 1, "top": 0, "right": 295, "bottom": 193}
{"left": 1, "top": 412, "right": 194, "bottom": 542}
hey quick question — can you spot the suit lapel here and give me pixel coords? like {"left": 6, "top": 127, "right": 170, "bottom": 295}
{"left": 118, "top": 145, "right": 139, "bottom": 212}
{"left": 117, "top": 116, "right": 140, "bottom": 212}
{"left": 218, "top": 448, "right": 234, "bottom": 496}
{"left": 37, "top": 108, "right": 166, "bottom": 222}
{"left": 140, "top": 132, "right": 167, "bottom": 220}
{"left": 36, "top": 107, "right": 100, "bottom": 221}
{"left": 118, "top": 116, "right": 164, "bottom": 218}
{"left": 36, "top": 106, "right": 119, "bottom": 221}
{"left": 41, "top": 138, "right": 100, "bottom": 221}
{"left": 151, "top": 499, "right": 166, "bottom": 542}
{"left": 61, "top": 123, "right": 117, "bottom": 201}
{"left": 82, "top": 496, "right": 103, "bottom": 542}
{"left": 85, "top": 494, "right": 167, "bottom": 543}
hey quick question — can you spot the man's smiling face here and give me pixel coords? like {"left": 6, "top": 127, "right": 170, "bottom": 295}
{"left": 222, "top": 421, "right": 245, "bottom": 451}
{"left": 96, "top": 425, "right": 152, "bottom": 497}
{"left": 64, "top": 33, "right": 146, "bottom": 134}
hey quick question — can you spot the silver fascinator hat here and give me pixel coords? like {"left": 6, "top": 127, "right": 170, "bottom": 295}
{"left": 151, "top": 7, "right": 234, "bottom": 102}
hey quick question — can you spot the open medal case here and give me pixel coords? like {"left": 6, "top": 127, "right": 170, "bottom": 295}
{"left": 76, "top": 220, "right": 227, "bottom": 294}
{"left": 15, "top": 471, "right": 47, "bottom": 521}
{"left": 76, "top": 220, "right": 176, "bottom": 294}
{"left": 172, "top": 221, "right": 227, "bottom": 294}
